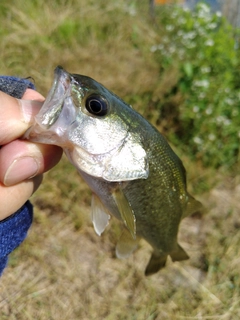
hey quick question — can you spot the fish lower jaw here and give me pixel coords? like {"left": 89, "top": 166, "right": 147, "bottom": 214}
{"left": 24, "top": 126, "right": 66, "bottom": 146}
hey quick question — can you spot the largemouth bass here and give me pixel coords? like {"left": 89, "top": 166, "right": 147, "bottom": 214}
{"left": 24, "top": 66, "right": 202, "bottom": 275}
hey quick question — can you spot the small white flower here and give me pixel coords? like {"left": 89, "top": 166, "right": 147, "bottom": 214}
{"left": 150, "top": 45, "right": 158, "bottom": 53}
{"left": 193, "top": 105, "right": 199, "bottom": 113}
{"left": 205, "top": 107, "right": 213, "bottom": 115}
{"left": 170, "top": 11, "right": 178, "bottom": 19}
{"left": 223, "top": 119, "right": 231, "bottom": 126}
{"left": 193, "top": 79, "right": 209, "bottom": 88}
{"left": 198, "top": 27, "right": 207, "bottom": 37}
{"left": 224, "top": 98, "right": 234, "bottom": 106}
{"left": 185, "top": 41, "right": 196, "bottom": 49}
{"left": 177, "top": 30, "right": 184, "bottom": 37}
{"left": 198, "top": 92, "right": 206, "bottom": 99}
{"left": 216, "top": 116, "right": 224, "bottom": 124}
{"left": 166, "top": 25, "right": 174, "bottom": 32}
{"left": 193, "top": 136, "right": 202, "bottom": 144}
{"left": 199, "top": 3, "right": 210, "bottom": 13}
{"left": 162, "top": 36, "right": 169, "bottom": 43}
{"left": 169, "top": 45, "right": 176, "bottom": 54}
{"left": 177, "top": 48, "right": 186, "bottom": 60}
{"left": 205, "top": 39, "right": 214, "bottom": 46}
{"left": 127, "top": 6, "right": 136, "bottom": 16}
{"left": 194, "top": 22, "right": 200, "bottom": 29}
{"left": 201, "top": 66, "right": 211, "bottom": 73}
{"left": 157, "top": 44, "right": 164, "bottom": 50}
{"left": 177, "top": 17, "right": 187, "bottom": 25}
{"left": 208, "top": 22, "right": 217, "bottom": 29}
{"left": 183, "top": 6, "right": 190, "bottom": 13}
{"left": 187, "top": 31, "right": 197, "bottom": 40}
{"left": 216, "top": 116, "right": 231, "bottom": 126}
{"left": 208, "top": 134, "right": 216, "bottom": 141}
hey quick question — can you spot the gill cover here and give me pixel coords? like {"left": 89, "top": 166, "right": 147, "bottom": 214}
{"left": 69, "top": 132, "right": 149, "bottom": 182}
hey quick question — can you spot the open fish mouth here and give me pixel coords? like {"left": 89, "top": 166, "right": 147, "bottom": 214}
{"left": 38, "top": 66, "right": 71, "bottom": 128}
{"left": 23, "top": 66, "right": 77, "bottom": 144}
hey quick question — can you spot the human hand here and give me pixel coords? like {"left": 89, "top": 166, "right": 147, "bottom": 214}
{"left": 0, "top": 89, "right": 63, "bottom": 220}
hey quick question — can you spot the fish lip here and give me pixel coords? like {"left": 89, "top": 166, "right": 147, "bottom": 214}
{"left": 45, "top": 66, "right": 66, "bottom": 104}
{"left": 37, "top": 66, "right": 71, "bottom": 128}
{"left": 23, "top": 66, "right": 75, "bottom": 142}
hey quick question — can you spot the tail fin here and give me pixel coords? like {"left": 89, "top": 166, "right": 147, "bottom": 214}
{"left": 170, "top": 244, "right": 189, "bottom": 262}
{"left": 145, "top": 251, "right": 168, "bottom": 276}
{"left": 145, "top": 245, "right": 189, "bottom": 276}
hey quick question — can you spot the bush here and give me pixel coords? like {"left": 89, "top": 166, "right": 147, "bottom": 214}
{"left": 151, "top": 2, "right": 240, "bottom": 168}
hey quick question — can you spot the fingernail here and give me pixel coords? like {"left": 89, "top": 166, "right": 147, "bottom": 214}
{"left": 19, "top": 100, "right": 43, "bottom": 123}
{"left": 4, "top": 157, "right": 40, "bottom": 186}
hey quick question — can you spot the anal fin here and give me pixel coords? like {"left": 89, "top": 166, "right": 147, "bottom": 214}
{"left": 145, "top": 251, "right": 168, "bottom": 276}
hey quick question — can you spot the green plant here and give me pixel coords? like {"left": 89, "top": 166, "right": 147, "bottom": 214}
{"left": 151, "top": 2, "right": 240, "bottom": 168}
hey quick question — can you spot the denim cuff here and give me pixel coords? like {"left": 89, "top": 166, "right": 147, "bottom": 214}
{"left": 0, "top": 76, "right": 35, "bottom": 99}
{"left": 0, "top": 75, "right": 36, "bottom": 275}
{"left": 0, "top": 201, "right": 33, "bottom": 275}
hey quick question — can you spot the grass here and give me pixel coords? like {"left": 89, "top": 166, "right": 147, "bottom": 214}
{"left": 0, "top": 0, "right": 240, "bottom": 319}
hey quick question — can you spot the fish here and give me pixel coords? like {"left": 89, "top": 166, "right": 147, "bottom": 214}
{"left": 24, "top": 66, "right": 202, "bottom": 275}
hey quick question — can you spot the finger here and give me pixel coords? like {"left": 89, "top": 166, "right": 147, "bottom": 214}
{"left": 0, "top": 91, "right": 43, "bottom": 145}
{"left": 0, "top": 139, "right": 63, "bottom": 186}
{"left": 0, "top": 175, "right": 43, "bottom": 221}
{"left": 23, "top": 88, "right": 45, "bottom": 101}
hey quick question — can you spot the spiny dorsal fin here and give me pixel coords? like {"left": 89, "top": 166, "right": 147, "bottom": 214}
{"left": 182, "top": 194, "right": 203, "bottom": 219}
{"left": 91, "top": 194, "right": 110, "bottom": 236}
{"left": 116, "top": 228, "right": 139, "bottom": 259}
{"left": 112, "top": 185, "right": 136, "bottom": 239}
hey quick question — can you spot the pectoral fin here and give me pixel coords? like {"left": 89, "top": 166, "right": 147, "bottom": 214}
{"left": 112, "top": 186, "right": 136, "bottom": 239}
{"left": 116, "top": 228, "right": 139, "bottom": 259}
{"left": 91, "top": 194, "right": 110, "bottom": 236}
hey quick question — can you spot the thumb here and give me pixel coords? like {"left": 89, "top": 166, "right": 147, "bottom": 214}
{"left": 0, "top": 91, "right": 43, "bottom": 145}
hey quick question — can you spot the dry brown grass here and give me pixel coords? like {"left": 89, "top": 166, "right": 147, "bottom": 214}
{"left": 1, "top": 167, "right": 240, "bottom": 319}
{"left": 0, "top": 1, "right": 240, "bottom": 319}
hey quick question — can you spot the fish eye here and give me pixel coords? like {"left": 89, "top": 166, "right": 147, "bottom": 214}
{"left": 85, "top": 94, "right": 108, "bottom": 116}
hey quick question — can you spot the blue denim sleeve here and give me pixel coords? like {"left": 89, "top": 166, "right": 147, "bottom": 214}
{"left": 0, "top": 202, "right": 33, "bottom": 275}
{"left": 0, "top": 75, "right": 36, "bottom": 275}
{"left": 0, "top": 76, "right": 35, "bottom": 98}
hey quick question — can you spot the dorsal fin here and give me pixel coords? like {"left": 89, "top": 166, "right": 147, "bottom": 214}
{"left": 182, "top": 194, "right": 203, "bottom": 219}
{"left": 112, "top": 185, "right": 136, "bottom": 239}
{"left": 91, "top": 194, "right": 110, "bottom": 236}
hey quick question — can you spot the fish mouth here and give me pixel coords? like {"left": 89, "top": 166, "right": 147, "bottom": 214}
{"left": 38, "top": 66, "right": 71, "bottom": 128}
{"left": 24, "top": 66, "right": 77, "bottom": 145}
